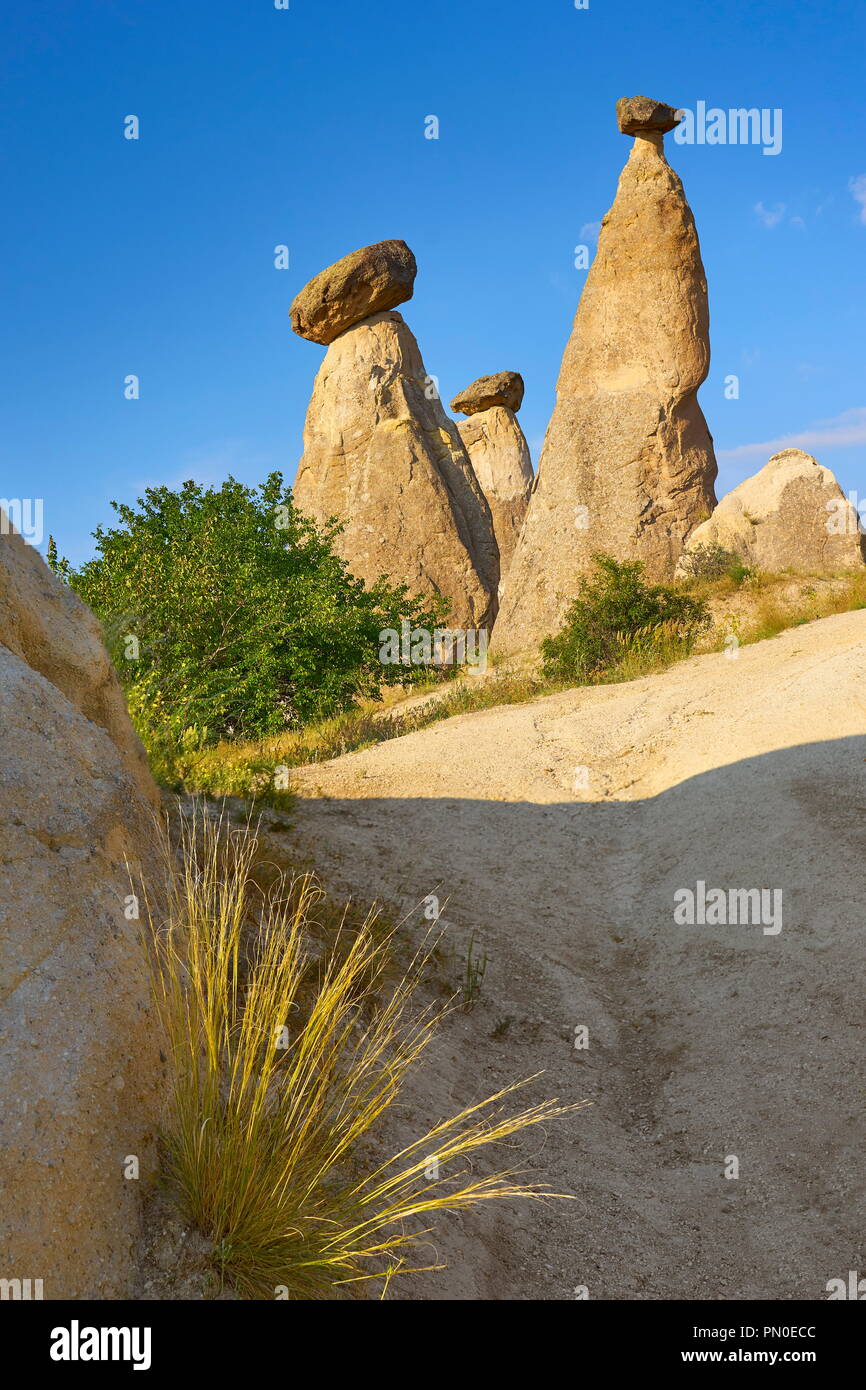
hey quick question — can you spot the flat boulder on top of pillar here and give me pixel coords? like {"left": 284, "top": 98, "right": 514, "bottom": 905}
{"left": 289, "top": 239, "right": 417, "bottom": 345}
{"left": 616, "top": 95, "right": 682, "bottom": 135}
{"left": 451, "top": 371, "right": 525, "bottom": 417}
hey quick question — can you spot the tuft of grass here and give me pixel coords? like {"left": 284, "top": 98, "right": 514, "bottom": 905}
{"left": 140, "top": 806, "right": 584, "bottom": 1299}
{"left": 699, "top": 568, "right": 866, "bottom": 650}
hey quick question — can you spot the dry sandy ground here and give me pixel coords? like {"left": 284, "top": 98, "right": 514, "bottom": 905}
{"left": 280, "top": 609, "right": 866, "bottom": 1301}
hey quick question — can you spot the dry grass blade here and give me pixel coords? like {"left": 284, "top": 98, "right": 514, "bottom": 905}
{"left": 140, "top": 804, "right": 587, "bottom": 1298}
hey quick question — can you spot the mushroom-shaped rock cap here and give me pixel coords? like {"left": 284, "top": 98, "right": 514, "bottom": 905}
{"left": 450, "top": 371, "right": 525, "bottom": 417}
{"left": 290, "top": 239, "right": 417, "bottom": 345}
{"left": 616, "top": 95, "right": 681, "bottom": 136}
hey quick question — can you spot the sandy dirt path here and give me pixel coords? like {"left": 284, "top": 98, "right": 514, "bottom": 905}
{"left": 280, "top": 610, "right": 866, "bottom": 1300}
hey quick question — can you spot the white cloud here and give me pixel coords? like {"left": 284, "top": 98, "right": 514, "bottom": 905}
{"left": 848, "top": 174, "right": 866, "bottom": 224}
{"left": 754, "top": 201, "right": 786, "bottom": 229}
{"left": 717, "top": 407, "right": 866, "bottom": 465}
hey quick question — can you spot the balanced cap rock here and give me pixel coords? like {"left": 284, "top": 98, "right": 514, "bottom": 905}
{"left": 289, "top": 238, "right": 417, "bottom": 345}
{"left": 452, "top": 374, "right": 533, "bottom": 583}
{"left": 494, "top": 97, "right": 717, "bottom": 653}
{"left": 616, "top": 95, "right": 681, "bottom": 136}
{"left": 451, "top": 371, "right": 525, "bottom": 418}
{"left": 677, "top": 449, "right": 866, "bottom": 575}
{"left": 292, "top": 244, "right": 499, "bottom": 629}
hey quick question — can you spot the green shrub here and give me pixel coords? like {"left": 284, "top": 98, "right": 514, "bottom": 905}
{"left": 540, "top": 553, "right": 710, "bottom": 683}
{"left": 57, "top": 473, "right": 447, "bottom": 749}
{"left": 678, "top": 541, "right": 751, "bottom": 584}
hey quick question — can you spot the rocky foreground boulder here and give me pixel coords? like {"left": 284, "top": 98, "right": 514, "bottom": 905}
{"left": 292, "top": 244, "right": 499, "bottom": 630}
{"left": 494, "top": 96, "right": 718, "bottom": 653}
{"left": 0, "top": 518, "right": 162, "bottom": 1297}
{"left": 677, "top": 449, "right": 866, "bottom": 575}
{"left": 452, "top": 374, "right": 533, "bottom": 582}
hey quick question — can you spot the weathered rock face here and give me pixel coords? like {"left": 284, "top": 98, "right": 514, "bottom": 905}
{"left": 494, "top": 101, "right": 718, "bottom": 653}
{"left": 456, "top": 406, "right": 533, "bottom": 581}
{"left": 290, "top": 239, "right": 417, "bottom": 346}
{"left": 293, "top": 310, "right": 499, "bottom": 628}
{"left": 0, "top": 522, "right": 163, "bottom": 1298}
{"left": 0, "top": 523, "right": 157, "bottom": 806}
{"left": 616, "top": 94, "right": 681, "bottom": 135}
{"left": 451, "top": 371, "right": 525, "bottom": 417}
{"left": 677, "top": 449, "right": 866, "bottom": 575}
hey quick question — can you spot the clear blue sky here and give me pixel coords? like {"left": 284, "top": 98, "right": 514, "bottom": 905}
{"left": 2, "top": 0, "right": 865, "bottom": 565}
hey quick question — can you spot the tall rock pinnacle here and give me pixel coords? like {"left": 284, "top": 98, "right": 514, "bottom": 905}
{"left": 451, "top": 373, "right": 534, "bottom": 587}
{"left": 291, "top": 243, "right": 499, "bottom": 630}
{"left": 493, "top": 97, "right": 718, "bottom": 653}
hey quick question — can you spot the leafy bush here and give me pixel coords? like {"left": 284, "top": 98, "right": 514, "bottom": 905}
{"left": 678, "top": 541, "right": 751, "bottom": 584}
{"left": 58, "top": 474, "right": 446, "bottom": 749}
{"left": 540, "top": 553, "right": 710, "bottom": 683}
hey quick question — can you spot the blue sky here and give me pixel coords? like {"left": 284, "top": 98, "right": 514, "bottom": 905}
{"left": 2, "top": 0, "right": 865, "bottom": 565}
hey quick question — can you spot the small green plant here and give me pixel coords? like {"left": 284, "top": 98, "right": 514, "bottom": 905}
{"left": 141, "top": 809, "right": 583, "bottom": 1299}
{"left": 678, "top": 541, "right": 751, "bottom": 585}
{"left": 461, "top": 932, "right": 488, "bottom": 1012}
{"left": 540, "top": 553, "right": 710, "bottom": 684}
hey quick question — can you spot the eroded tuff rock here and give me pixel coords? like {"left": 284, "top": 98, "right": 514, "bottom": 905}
{"left": 677, "top": 449, "right": 865, "bottom": 575}
{"left": 494, "top": 98, "right": 717, "bottom": 652}
{"left": 0, "top": 523, "right": 157, "bottom": 805}
{"left": 451, "top": 371, "right": 525, "bottom": 417}
{"left": 289, "top": 239, "right": 417, "bottom": 346}
{"left": 0, "top": 524, "right": 163, "bottom": 1297}
{"left": 293, "top": 309, "right": 499, "bottom": 628}
{"left": 456, "top": 401, "right": 533, "bottom": 582}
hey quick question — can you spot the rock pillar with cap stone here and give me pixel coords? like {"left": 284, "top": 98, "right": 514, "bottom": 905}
{"left": 451, "top": 373, "right": 534, "bottom": 585}
{"left": 493, "top": 97, "right": 718, "bottom": 653}
{"left": 292, "top": 242, "right": 499, "bottom": 629}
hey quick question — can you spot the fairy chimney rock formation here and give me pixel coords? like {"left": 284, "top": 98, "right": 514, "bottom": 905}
{"left": 493, "top": 97, "right": 718, "bottom": 653}
{"left": 292, "top": 243, "right": 499, "bottom": 629}
{"left": 452, "top": 374, "right": 533, "bottom": 582}
{"left": 677, "top": 450, "right": 866, "bottom": 575}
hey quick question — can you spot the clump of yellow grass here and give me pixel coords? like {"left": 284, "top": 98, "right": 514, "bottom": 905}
{"left": 142, "top": 806, "right": 584, "bottom": 1298}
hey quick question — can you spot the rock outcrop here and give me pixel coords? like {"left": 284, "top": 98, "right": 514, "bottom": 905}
{"left": 290, "top": 239, "right": 417, "bottom": 346}
{"left": 451, "top": 371, "right": 525, "bottom": 417}
{"left": 452, "top": 375, "right": 533, "bottom": 582}
{"left": 292, "top": 247, "right": 499, "bottom": 629}
{"left": 493, "top": 97, "right": 718, "bottom": 653}
{"left": 0, "top": 516, "right": 163, "bottom": 1298}
{"left": 677, "top": 449, "right": 865, "bottom": 575}
{"left": 0, "top": 523, "right": 157, "bottom": 805}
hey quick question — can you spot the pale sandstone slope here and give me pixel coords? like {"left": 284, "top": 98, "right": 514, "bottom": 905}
{"left": 283, "top": 608, "right": 866, "bottom": 1299}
